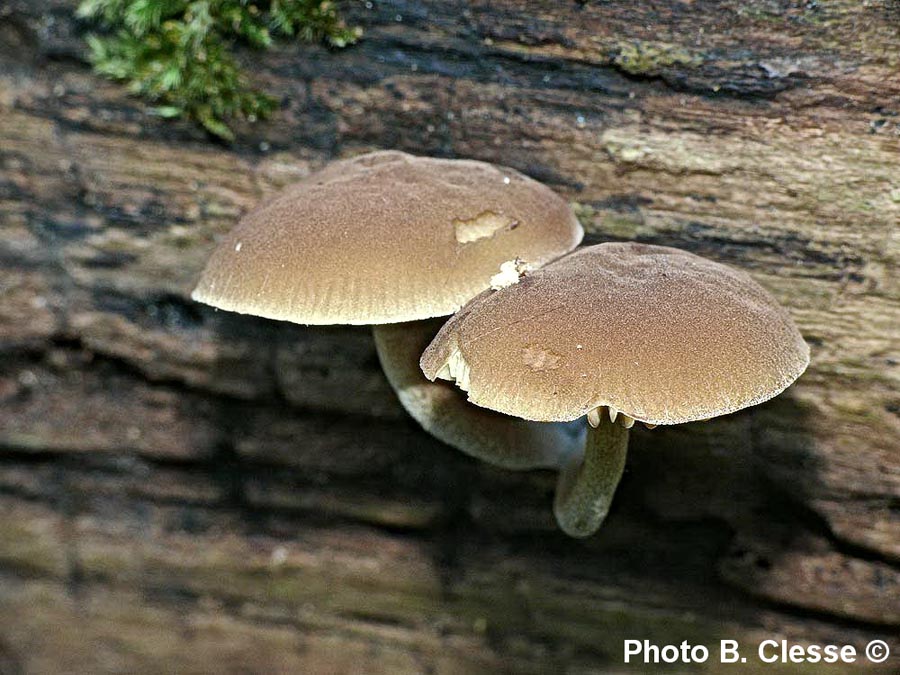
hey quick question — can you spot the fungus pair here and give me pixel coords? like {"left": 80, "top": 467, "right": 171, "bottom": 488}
{"left": 194, "top": 151, "right": 809, "bottom": 538}
{"left": 193, "top": 151, "right": 586, "bottom": 470}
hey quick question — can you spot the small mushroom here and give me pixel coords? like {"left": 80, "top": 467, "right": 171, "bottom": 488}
{"left": 421, "top": 243, "right": 809, "bottom": 537}
{"left": 192, "top": 150, "right": 584, "bottom": 469}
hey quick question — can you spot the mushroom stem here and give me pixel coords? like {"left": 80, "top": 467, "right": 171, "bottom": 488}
{"left": 373, "top": 320, "right": 582, "bottom": 470}
{"left": 553, "top": 411, "right": 629, "bottom": 537}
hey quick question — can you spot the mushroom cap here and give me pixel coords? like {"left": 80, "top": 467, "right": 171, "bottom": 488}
{"left": 191, "top": 151, "right": 583, "bottom": 325}
{"left": 421, "top": 243, "right": 809, "bottom": 425}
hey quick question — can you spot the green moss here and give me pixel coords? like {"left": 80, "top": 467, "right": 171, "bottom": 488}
{"left": 613, "top": 41, "right": 702, "bottom": 75}
{"left": 599, "top": 212, "right": 650, "bottom": 239}
{"left": 570, "top": 202, "right": 597, "bottom": 230}
{"left": 78, "top": 0, "right": 361, "bottom": 140}
{"left": 571, "top": 202, "right": 650, "bottom": 240}
{"left": 735, "top": 6, "right": 784, "bottom": 22}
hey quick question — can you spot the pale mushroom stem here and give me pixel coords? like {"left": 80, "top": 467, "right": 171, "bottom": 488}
{"left": 373, "top": 320, "right": 582, "bottom": 470}
{"left": 553, "top": 411, "right": 629, "bottom": 537}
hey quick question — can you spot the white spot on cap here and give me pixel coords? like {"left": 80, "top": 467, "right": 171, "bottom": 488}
{"left": 522, "top": 345, "right": 562, "bottom": 372}
{"left": 490, "top": 258, "right": 531, "bottom": 290}
{"left": 454, "top": 211, "right": 516, "bottom": 244}
{"left": 235, "top": 241, "right": 242, "bottom": 252}
{"left": 503, "top": 176, "right": 511, "bottom": 184}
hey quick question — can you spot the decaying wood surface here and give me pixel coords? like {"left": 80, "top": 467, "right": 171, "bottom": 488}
{"left": 1, "top": 0, "right": 898, "bottom": 672}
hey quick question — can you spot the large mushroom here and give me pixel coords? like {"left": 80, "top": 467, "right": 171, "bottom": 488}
{"left": 192, "top": 150, "right": 584, "bottom": 469}
{"left": 421, "top": 243, "right": 810, "bottom": 537}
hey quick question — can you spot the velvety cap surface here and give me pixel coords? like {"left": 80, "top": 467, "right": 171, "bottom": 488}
{"left": 421, "top": 243, "right": 809, "bottom": 425}
{"left": 192, "top": 151, "right": 583, "bottom": 324}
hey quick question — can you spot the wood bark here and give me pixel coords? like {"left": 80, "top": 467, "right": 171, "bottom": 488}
{"left": 1, "top": 0, "right": 898, "bottom": 672}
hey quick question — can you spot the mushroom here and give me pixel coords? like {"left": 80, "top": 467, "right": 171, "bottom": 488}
{"left": 421, "top": 242, "right": 810, "bottom": 537}
{"left": 192, "top": 150, "right": 584, "bottom": 469}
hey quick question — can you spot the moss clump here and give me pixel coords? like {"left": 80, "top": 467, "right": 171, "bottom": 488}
{"left": 571, "top": 202, "right": 650, "bottom": 240}
{"left": 78, "top": 0, "right": 361, "bottom": 140}
{"left": 613, "top": 41, "right": 702, "bottom": 76}
{"left": 570, "top": 202, "right": 597, "bottom": 230}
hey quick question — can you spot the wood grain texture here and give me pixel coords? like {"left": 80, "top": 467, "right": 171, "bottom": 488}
{"left": 1, "top": 0, "right": 898, "bottom": 672}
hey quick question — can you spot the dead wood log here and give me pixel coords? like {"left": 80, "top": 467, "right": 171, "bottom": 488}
{"left": 0, "top": 1, "right": 898, "bottom": 672}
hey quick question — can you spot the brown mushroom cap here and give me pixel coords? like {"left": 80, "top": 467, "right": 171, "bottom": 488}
{"left": 421, "top": 243, "right": 809, "bottom": 425}
{"left": 191, "top": 151, "right": 583, "bottom": 324}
